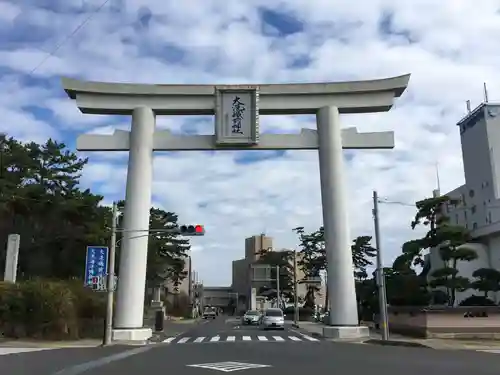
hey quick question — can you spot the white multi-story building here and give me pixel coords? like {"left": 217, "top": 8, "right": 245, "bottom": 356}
{"left": 427, "top": 102, "right": 500, "bottom": 304}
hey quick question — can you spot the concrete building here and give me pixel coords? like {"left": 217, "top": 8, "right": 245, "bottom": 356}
{"left": 427, "top": 102, "right": 500, "bottom": 305}
{"left": 231, "top": 234, "right": 326, "bottom": 311}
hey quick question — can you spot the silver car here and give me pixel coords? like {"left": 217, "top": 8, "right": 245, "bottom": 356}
{"left": 241, "top": 310, "right": 261, "bottom": 325}
{"left": 259, "top": 308, "right": 285, "bottom": 330}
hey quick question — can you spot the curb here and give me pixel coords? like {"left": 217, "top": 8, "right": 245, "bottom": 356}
{"left": 363, "top": 339, "right": 432, "bottom": 348}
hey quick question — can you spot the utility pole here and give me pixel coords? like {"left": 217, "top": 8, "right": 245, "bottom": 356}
{"left": 293, "top": 249, "right": 299, "bottom": 326}
{"left": 276, "top": 265, "right": 280, "bottom": 308}
{"left": 372, "top": 191, "right": 389, "bottom": 341}
{"left": 103, "top": 201, "right": 118, "bottom": 346}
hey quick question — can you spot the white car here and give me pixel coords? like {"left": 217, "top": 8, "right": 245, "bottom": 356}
{"left": 203, "top": 307, "right": 217, "bottom": 319}
{"left": 259, "top": 308, "right": 285, "bottom": 330}
{"left": 241, "top": 310, "right": 261, "bottom": 325}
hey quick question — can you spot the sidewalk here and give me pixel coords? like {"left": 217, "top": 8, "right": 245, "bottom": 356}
{"left": 0, "top": 339, "right": 101, "bottom": 348}
{"left": 295, "top": 321, "right": 500, "bottom": 351}
{"left": 0, "top": 316, "right": 200, "bottom": 348}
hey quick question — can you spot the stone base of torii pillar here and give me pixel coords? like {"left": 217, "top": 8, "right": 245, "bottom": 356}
{"left": 61, "top": 74, "right": 410, "bottom": 342}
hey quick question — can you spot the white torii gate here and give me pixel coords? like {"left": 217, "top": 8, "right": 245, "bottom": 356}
{"left": 62, "top": 74, "right": 410, "bottom": 341}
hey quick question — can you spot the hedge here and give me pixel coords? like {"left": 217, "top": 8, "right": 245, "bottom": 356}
{"left": 0, "top": 279, "right": 106, "bottom": 340}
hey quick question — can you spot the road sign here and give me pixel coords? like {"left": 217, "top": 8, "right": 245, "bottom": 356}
{"left": 91, "top": 275, "right": 118, "bottom": 292}
{"left": 84, "top": 246, "right": 109, "bottom": 287}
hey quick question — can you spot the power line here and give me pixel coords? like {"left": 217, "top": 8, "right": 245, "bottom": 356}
{"left": 28, "top": 0, "right": 111, "bottom": 76}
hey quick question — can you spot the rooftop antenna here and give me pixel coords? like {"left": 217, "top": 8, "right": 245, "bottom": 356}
{"left": 466, "top": 100, "right": 471, "bottom": 114}
{"left": 484, "top": 82, "right": 489, "bottom": 103}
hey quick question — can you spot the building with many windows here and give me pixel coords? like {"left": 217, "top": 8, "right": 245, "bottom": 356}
{"left": 427, "top": 102, "right": 500, "bottom": 304}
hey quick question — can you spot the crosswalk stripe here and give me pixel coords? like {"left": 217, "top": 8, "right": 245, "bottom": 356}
{"left": 161, "top": 334, "right": 321, "bottom": 344}
{"left": 301, "top": 334, "right": 319, "bottom": 341}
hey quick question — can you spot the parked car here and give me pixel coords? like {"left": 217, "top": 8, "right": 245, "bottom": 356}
{"left": 241, "top": 310, "right": 261, "bottom": 325}
{"left": 203, "top": 306, "right": 217, "bottom": 319}
{"left": 259, "top": 308, "right": 285, "bottom": 330}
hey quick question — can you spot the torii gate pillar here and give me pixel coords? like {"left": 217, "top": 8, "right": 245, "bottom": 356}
{"left": 62, "top": 74, "right": 410, "bottom": 342}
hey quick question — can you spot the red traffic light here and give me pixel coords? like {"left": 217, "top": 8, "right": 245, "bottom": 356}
{"left": 179, "top": 224, "right": 205, "bottom": 236}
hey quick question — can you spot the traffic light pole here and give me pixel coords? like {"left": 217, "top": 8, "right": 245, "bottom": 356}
{"left": 103, "top": 201, "right": 118, "bottom": 346}
{"left": 293, "top": 249, "right": 299, "bottom": 327}
{"left": 276, "top": 265, "right": 280, "bottom": 308}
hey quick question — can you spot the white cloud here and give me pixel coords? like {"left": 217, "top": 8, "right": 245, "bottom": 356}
{"left": 1, "top": 0, "right": 499, "bottom": 285}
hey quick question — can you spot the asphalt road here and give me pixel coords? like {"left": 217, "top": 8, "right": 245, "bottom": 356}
{"left": 160, "top": 315, "right": 320, "bottom": 344}
{"left": 3, "top": 316, "right": 500, "bottom": 375}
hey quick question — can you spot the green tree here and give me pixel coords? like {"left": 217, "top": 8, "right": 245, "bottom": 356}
{"left": 402, "top": 195, "right": 458, "bottom": 266}
{"left": 385, "top": 258, "right": 430, "bottom": 306}
{"left": 256, "top": 249, "right": 294, "bottom": 303}
{"left": 0, "top": 136, "right": 110, "bottom": 279}
{"left": 351, "top": 236, "right": 377, "bottom": 280}
{"left": 293, "top": 226, "right": 324, "bottom": 308}
{"left": 470, "top": 268, "right": 500, "bottom": 298}
{"left": 428, "top": 225, "right": 477, "bottom": 306}
{"left": 293, "top": 227, "right": 378, "bottom": 309}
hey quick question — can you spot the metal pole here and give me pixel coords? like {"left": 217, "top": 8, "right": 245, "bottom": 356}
{"left": 373, "top": 191, "right": 389, "bottom": 341}
{"left": 103, "top": 202, "right": 118, "bottom": 346}
{"left": 276, "top": 265, "right": 280, "bottom": 309}
{"left": 293, "top": 250, "right": 299, "bottom": 326}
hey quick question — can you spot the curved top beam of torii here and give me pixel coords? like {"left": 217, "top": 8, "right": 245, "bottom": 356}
{"left": 61, "top": 74, "right": 410, "bottom": 116}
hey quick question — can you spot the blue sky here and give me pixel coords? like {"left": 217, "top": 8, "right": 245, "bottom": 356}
{"left": 1, "top": 0, "right": 499, "bottom": 286}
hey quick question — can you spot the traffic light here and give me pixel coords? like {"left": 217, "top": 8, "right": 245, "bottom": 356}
{"left": 179, "top": 224, "right": 205, "bottom": 236}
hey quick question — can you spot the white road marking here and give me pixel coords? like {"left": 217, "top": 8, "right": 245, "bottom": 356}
{"left": 242, "top": 336, "right": 251, "bottom": 341}
{"left": 226, "top": 336, "right": 236, "bottom": 341}
{"left": 301, "top": 334, "right": 319, "bottom": 341}
{"left": 288, "top": 336, "right": 302, "bottom": 341}
{"left": 257, "top": 336, "right": 268, "bottom": 341}
{"left": 177, "top": 337, "right": 190, "bottom": 344}
{"left": 187, "top": 361, "right": 271, "bottom": 372}
{"left": 210, "top": 336, "right": 220, "bottom": 342}
{"left": 162, "top": 337, "right": 175, "bottom": 343}
{"left": 272, "top": 336, "right": 285, "bottom": 341}
{"left": 194, "top": 337, "right": 205, "bottom": 343}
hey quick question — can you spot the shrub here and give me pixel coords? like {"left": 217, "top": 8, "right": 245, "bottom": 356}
{"left": 459, "top": 295, "right": 497, "bottom": 306}
{"left": 0, "top": 279, "right": 106, "bottom": 340}
{"left": 283, "top": 306, "right": 314, "bottom": 321}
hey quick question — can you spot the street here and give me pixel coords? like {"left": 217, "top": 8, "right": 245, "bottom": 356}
{"left": 2, "top": 316, "right": 500, "bottom": 375}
